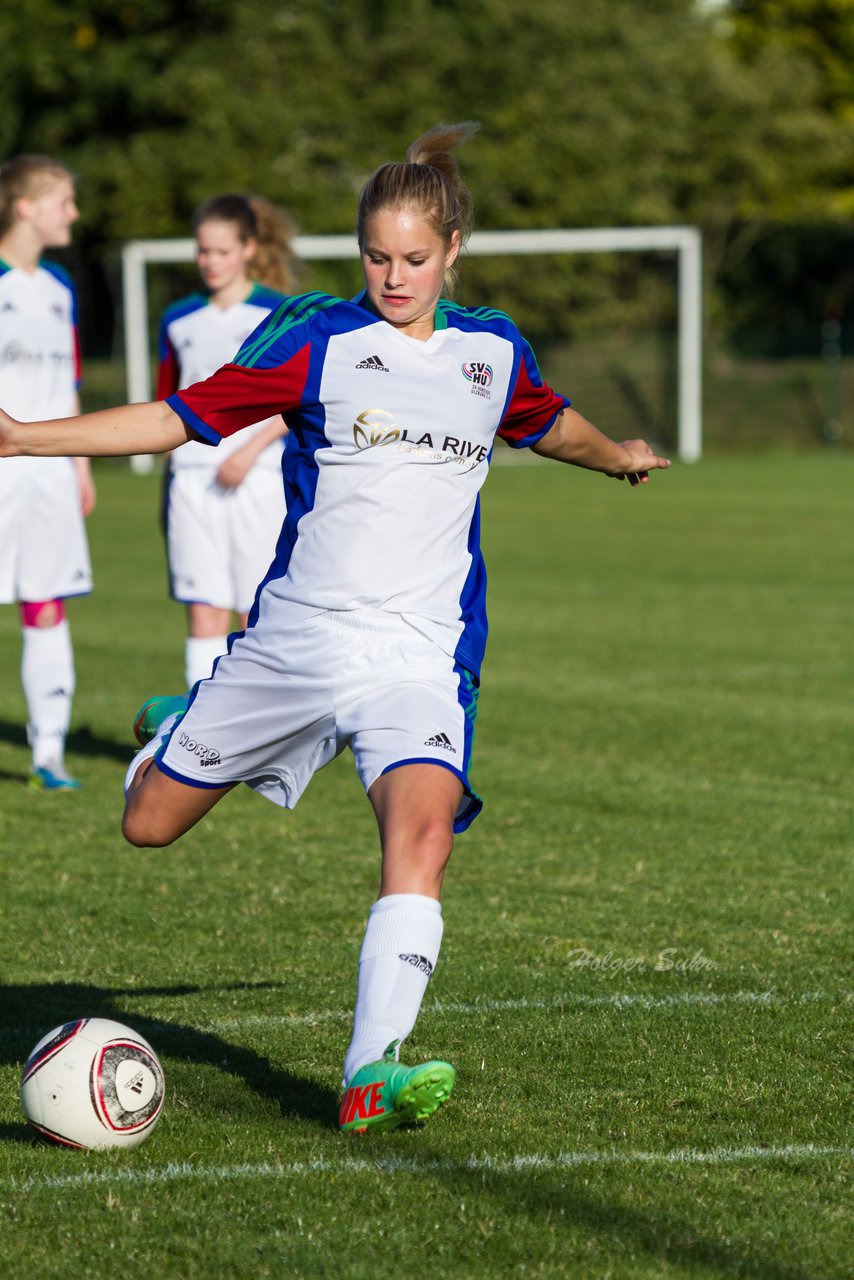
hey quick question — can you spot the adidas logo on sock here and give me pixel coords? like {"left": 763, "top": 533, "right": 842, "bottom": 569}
{"left": 399, "top": 953, "right": 434, "bottom": 976}
{"left": 424, "top": 731, "right": 455, "bottom": 752}
{"left": 355, "top": 354, "right": 389, "bottom": 372}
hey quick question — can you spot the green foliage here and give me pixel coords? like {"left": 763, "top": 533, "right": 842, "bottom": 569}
{"left": 0, "top": 0, "right": 850, "bottom": 351}
{"left": 730, "top": 0, "right": 854, "bottom": 118}
{"left": 1, "top": 0, "right": 838, "bottom": 230}
{"left": 727, "top": 0, "right": 854, "bottom": 215}
{"left": 715, "top": 222, "right": 854, "bottom": 354}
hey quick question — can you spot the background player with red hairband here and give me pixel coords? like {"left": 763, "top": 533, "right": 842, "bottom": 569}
{"left": 0, "top": 155, "right": 94, "bottom": 792}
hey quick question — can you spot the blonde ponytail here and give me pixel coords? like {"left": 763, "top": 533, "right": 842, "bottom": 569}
{"left": 246, "top": 196, "right": 301, "bottom": 294}
{"left": 356, "top": 122, "right": 480, "bottom": 295}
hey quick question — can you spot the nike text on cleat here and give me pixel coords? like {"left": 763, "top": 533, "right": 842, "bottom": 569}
{"left": 339, "top": 1043, "right": 456, "bottom": 1134}
{"left": 28, "top": 761, "right": 80, "bottom": 793}
{"left": 133, "top": 694, "right": 189, "bottom": 745}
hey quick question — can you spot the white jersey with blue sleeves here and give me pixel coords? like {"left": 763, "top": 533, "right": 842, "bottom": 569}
{"left": 0, "top": 258, "right": 91, "bottom": 602}
{"left": 157, "top": 284, "right": 288, "bottom": 470}
{"left": 167, "top": 291, "right": 569, "bottom": 675}
{"left": 0, "top": 259, "right": 80, "bottom": 420}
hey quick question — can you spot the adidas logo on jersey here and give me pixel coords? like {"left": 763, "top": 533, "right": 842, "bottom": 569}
{"left": 424, "top": 731, "right": 455, "bottom": 752}
{"left": 355, "top": 354, "right": 389, "bottom": 372}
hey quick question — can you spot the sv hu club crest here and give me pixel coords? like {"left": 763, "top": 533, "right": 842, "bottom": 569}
{"left": 461, "top": 361, "right": 493, "bottom": 388}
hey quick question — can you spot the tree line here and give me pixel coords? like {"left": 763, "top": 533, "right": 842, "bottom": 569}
{"left": 1, "top": 0, "right": 851, "bottom": 355}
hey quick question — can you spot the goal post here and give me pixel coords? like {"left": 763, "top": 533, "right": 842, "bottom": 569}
{"left": 121, "top": 226, "right": 702, "bottom": 470}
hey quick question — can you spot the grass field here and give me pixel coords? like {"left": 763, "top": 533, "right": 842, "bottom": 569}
{"left": 0, "top": 455, "right": 851, "bottom": 1278}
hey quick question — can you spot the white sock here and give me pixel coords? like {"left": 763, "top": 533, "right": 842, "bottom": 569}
{"left": 22, "top": 620, "right": 75, "bottom": 768}
{"left": 185, "top": 635, "right": 228, "bottom": 688}
{"left": 123, "top": 711, "right": 182, "bottom": 797}
{"left": 342, "top": 893, "right": 444, "bottom": 1087}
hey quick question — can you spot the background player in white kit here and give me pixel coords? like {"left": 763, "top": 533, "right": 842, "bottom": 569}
{"left": 0, "top": 155, "right": 94, "bottom": 792}
{"left": 157, "top": 194, "right": 298, "bottom": 688}
{"left": 0, "top": 124, "right": 670, "bottom": 1130}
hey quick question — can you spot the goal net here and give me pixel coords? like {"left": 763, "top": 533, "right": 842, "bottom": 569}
{"left": 121, "top": 227, "right": 702, "bottom": 471}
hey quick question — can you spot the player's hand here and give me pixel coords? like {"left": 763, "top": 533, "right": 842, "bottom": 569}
{"left": 214, "top": 452, "right": 253, "bottom": 490}
{"left": 612, "top": 439, "right": 671, "bottom": 486}
{"left": 75, "top": 458, "right": 96, "bottom": 516}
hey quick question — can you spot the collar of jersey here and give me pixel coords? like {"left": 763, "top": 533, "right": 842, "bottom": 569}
{"left": 203, "top": 283, "right": 261, "bottom": 312}
{"left": 354, "top": 288, "right": 450, "bottom": 334}
{"left": 0, "top": 257, "right": 47, "bottom": 279}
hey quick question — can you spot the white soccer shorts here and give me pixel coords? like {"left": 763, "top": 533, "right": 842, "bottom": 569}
{"left": 156, "top": 608, "right": 483, "bottom": 832}
{"left": 164, "top": 464, "right": 286, "bottom": 613}
{"left": 0, "top": 456, "right": 92, "bottom": 603}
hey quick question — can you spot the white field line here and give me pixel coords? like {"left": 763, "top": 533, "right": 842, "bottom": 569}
{"left": 5, "top": 1143, "right": 853, "bottom": 1194}
{"left": 197, "top": 989, "right": 852, "bottom": 1032}
{"left": 1, "top": 991, "right": 849, "bottom": 1045}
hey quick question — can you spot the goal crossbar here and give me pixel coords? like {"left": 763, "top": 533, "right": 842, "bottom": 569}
{"left": 121, "top": 226, "right": 702, "bottom": 463}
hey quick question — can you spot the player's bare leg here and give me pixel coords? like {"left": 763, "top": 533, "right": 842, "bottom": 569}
{"left": 185, "top": 602, "right": 232, "bottom": 688}
{"left": 339, "top": 764, "right": 461, "bottom": 1132}
{"left": 122, "top": 757, "right": 233, "bottom": 848}
{"left": 188, "top": 602, "right": 231, "bottom": 638}
{"left": 370, "top": 762, "right": 461, "bottom": 898}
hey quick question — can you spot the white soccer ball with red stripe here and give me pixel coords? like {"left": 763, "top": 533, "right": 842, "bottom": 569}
{"left": 20, "top": 1018, "right": 165, "bottom": 1150}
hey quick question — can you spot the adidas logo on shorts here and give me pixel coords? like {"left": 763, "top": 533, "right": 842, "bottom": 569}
{"left": 424, "top": 731, "right": 455, "bottom": 752}
{"left": 355, "top": 354, "right": 389, "bottom": 372}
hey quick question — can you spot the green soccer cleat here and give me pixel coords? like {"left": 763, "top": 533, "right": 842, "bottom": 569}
{"left": 132, "top": 694, "right": 189, "bottom": 746}
{"left": 28, "top": 760, "right": 80, "bottom": 793}
{"left": 339, "top": 1041, "right": 456, "bottom": 1134}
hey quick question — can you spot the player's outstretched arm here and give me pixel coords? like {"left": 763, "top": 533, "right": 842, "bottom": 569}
{"left": 532, "top": 408, "right": 671, "bottom": 486}
{"left": 0, "top": 401, "right": 195, "bottom": 460}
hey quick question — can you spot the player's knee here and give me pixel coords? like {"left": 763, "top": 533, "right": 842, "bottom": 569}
{"left": 121, "top": 804, "right": 176, "bottom": 849}
{"left": 410, "top": 813, "right": 455, "bottom": 875}
{"left": 20, "top": 599, "right": 64, "bottom": 628}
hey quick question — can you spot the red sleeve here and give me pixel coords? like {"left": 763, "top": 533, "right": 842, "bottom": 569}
{"left": 156, "top": 345, "right": 180, "bottom": 400}
{"left": 498, "top": 356, "right": 570, "bottom": 449}
{"left": 166, "top": 343, "right": 311, "bottom": 445}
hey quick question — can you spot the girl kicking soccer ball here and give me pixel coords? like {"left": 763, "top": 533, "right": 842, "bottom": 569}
{"left": 0, "top": 124, "right": 670, "bottom": 1131}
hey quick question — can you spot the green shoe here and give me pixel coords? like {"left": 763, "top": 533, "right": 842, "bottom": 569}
{"left": 339, "top": 1042, "right": 456, "bottom": 1134}
{"left": 133, "top": 694, "right": 189, "bottom": 746}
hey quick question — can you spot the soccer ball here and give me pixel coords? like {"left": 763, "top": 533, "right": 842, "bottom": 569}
{"left": 20, "top": 1017, "right": 165, "bottom": 1150}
